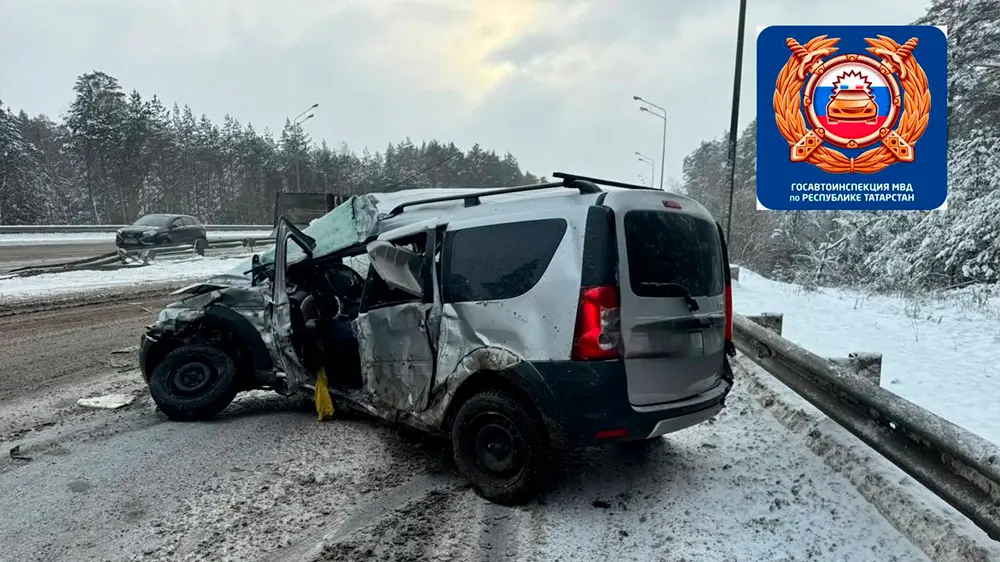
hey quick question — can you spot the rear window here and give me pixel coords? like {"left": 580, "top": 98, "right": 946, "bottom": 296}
{"left": 442, "top": 218, "right": 567, "bottom": 303}
{"left": 133, "top": 214, "right": 172, "bottom": 227}
{"left": 623, "top": 210, "right": 723, "bottom": 297}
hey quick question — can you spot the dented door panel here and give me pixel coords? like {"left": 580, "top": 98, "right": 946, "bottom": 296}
{"left": 355, "top": 303, "right": 435, "bottom": 411}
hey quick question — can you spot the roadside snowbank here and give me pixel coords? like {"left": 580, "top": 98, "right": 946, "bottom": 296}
{"left": 0, "top": 230, "right": 272, "bottom": 246}
{"left": 0, "top": 255, "right": 250, "bottom": 300}
{"left": 733, "top": 268, "right": 1000, "bottom": 446}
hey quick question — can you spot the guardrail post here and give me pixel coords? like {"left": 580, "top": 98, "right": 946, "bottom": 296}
{"left": 746, "top": 312, "right": 782, "bottom": 336}
{"left": 828, "top": 352, "right": 882, "bottom": 386}
{"left": 730, "top": 264, "right": 740, "bottom": 282}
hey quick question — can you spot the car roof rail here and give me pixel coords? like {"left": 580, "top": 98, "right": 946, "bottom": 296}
{"left": 383, "top": 179, "right": 602, "bottom": 218}
{"left": 552, "top": 172, "right": 660, "bottom": 191}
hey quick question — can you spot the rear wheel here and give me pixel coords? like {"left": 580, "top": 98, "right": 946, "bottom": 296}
{"left": 451, "top": 391, "right": 548, "bottom": 505}
{"left": 148, "top": 345, "right": 239, "bottom": 421}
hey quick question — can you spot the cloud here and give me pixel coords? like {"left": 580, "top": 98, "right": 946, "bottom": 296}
{"left": 0, "top": 0, "right": 932, "bottom": 186}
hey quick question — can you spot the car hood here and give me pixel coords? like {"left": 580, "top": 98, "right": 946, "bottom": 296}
{"left": 119, "top": 226, "right": 162, "bottom": 235}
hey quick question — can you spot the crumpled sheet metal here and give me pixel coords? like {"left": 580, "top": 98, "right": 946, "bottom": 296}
{"left": 355, "top": 302, "right": 435, "bottom": 412}
{"left": 403, "top": 303, "right": 528, "bottom": 428}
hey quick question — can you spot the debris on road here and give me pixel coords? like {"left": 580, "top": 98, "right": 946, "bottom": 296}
{"left": 111, "top": 345, "right": 140, "bottom": 354}
{"left": 9, "top": 445, "right": 31, "bottom": 461}
{"left": 77, "top": 394, "right": 135, "bottom": 410}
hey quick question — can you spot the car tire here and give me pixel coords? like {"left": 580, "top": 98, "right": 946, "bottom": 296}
{"left": 194, "top": 237, "right": 207, "bottom": 256}
{"left": 451, "top": 390, "right": 549, "bottom": 505}
{"left": 148, "top": 345, "right": 240, "bottom": 421}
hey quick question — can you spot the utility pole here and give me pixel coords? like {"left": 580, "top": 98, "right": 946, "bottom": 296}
{"left": 633, "top": 95, "right": 667, "bottom": 190}
{"left": 725, "top": 0, "right": 748, "bottom": 244}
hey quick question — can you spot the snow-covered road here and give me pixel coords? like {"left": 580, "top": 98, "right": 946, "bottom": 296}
{"left": 733, "top": 268, "right": 1000, "bottom": 447}
{"left": 0, "top": 363, "right": 937, "bottom": 562}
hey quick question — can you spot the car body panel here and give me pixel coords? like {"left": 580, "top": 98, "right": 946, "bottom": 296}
{"left": 600, "top": 190, "right": 727, "bottom": 407}
{"left": 116, "top": 214, "right": 205, "bottom": 249}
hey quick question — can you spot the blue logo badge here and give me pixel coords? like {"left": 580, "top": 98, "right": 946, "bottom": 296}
{"left": 756, "top": 25, "right": 948, "bottom": 211}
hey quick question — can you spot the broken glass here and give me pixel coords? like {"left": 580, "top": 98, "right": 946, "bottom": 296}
{"left": 227, "top": 194, "right": 382, "bottom": 277}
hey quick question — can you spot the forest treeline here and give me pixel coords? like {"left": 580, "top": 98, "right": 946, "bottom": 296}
{"left": 0, "top": 72, "right": 539, "bottom": 226}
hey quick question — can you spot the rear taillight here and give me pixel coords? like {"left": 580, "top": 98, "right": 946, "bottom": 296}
{"left": 724, "top": 282, "right": 733, "bottom": 342}
{"left": 571, "top": 285, "right": 621, "bottom": 361}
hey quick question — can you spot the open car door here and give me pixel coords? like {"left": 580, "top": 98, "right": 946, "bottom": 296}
{"left": 354, "top": 227, "right": 442, "bottom": 413}
{"left": 268, "top": 217, "right": 316, "bottom": 395}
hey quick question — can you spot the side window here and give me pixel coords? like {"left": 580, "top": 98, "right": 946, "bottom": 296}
{"left": 442, "top": 218, "right": 567, "bottom": 304}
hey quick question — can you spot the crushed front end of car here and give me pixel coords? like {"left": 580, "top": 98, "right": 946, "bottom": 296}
{"left": 139, "top": 276, "right": 284, "bottom": 403}
{"left": 139, "top": 194, "right": 388, "bottom": 421}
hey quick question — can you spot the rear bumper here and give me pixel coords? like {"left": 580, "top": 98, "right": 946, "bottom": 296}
{"left": 505, "top": 359, "right": 731, "bottom": 448}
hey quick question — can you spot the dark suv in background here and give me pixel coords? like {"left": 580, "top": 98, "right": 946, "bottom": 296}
{"left": 116, "top": 214, "right": 207, "bottom": 250}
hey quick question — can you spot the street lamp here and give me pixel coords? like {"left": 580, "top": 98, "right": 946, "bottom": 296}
{"left": 289, "top": 103, "right": 319, "bottom": 191}
{"left": 635, "top": 151, "right": 655, "bottom": 187}
{"left": 633, "top": 95, "right": 667, "bottom": 190}
{"left": 724, "top": 0, "right": 748, "bottom": 244}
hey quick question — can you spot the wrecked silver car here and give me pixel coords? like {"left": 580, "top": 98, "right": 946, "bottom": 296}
{"left": 140, "top": 174, "right": 735, "bottom": 504}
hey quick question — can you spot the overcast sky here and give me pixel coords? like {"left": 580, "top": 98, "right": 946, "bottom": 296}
{"left": 1, "top": 0, "right": 930, "bottom": 187}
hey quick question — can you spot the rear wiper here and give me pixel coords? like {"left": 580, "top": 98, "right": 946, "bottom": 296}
{"left": 661, "top": 283, "right": 700, "bottom": 312}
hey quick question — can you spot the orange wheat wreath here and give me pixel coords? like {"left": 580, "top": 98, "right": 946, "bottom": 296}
{"left": 773, "top": 35, "right": 931, "bottom": 174}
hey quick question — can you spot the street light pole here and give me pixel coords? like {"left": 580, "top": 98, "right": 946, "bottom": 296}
{"left": 289, "top": 103, "right": 319, "bottom": 192}
{"left": 635, "top": 151, "right": 655, "bottom": 187}
{"left": 724, "top": 0, "right": 748, "bottom": 244}
{"left": 633, "top": 96, "right": 667, "bottom": 190}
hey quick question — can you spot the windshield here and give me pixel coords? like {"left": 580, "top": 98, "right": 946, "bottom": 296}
{"left": 227, "top": 194, "right": 382, "bottom": 278}
{"left": 132, "top": 214, "right": 173, "bottom": 227}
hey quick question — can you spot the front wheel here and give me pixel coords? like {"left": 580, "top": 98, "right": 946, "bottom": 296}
{"left": 451, "top": 391, "right": 549, "bottom": 505}
{"left": 148, "top": 345, "right": 239, "bottom": 421}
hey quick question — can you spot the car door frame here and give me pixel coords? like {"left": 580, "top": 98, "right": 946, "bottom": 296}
{"left": 354, "top": 225, "right": 444, "bottom": 414}
{"left": 180, "top": 216, "right": 198, "bottom": 242}
{"left": 267, "top": 217, "right": 317, "bottom": 395}
{"left": 166, "top": 216, "right": 186, "bottom": 243}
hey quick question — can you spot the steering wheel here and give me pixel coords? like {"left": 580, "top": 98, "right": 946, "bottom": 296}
{"left": 324, "top": 264, "right": 365, "bottom": 304}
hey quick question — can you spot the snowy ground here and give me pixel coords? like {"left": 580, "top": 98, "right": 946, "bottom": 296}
{"left": 0, "top": 230, "right": 272, "bottom": 246}
{"left": 0, "top": 254, "right": 250, "bottom": 300}
{"left": 0, "top": 370, "right": 934, "bottom": 562}
{"left": 734, "top": 267, "right": 1000, "bottom": 446}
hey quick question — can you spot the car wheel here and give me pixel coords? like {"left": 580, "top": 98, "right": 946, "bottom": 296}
{"left": 148, "top": 345, "right": 239, "bottom": 421}
{"left": 451, "top": 390, "right": 548, "bottom": 505}
{"left": 194, "top": 237, "right": 207, "bottom": 256}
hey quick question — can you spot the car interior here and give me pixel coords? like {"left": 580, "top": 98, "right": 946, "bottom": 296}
{"left": 282, "top": 231, "right": 438, "bottom": 390}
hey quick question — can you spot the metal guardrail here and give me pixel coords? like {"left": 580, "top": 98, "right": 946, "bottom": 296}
{"left": 0, "top": 225, "right": 272, "bottom": 234}
{"left": 733, "top": 313, "right": 1000, "bottom": 540}
{"left": 5, "top": 237, "right": 275, "bottom": 277}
